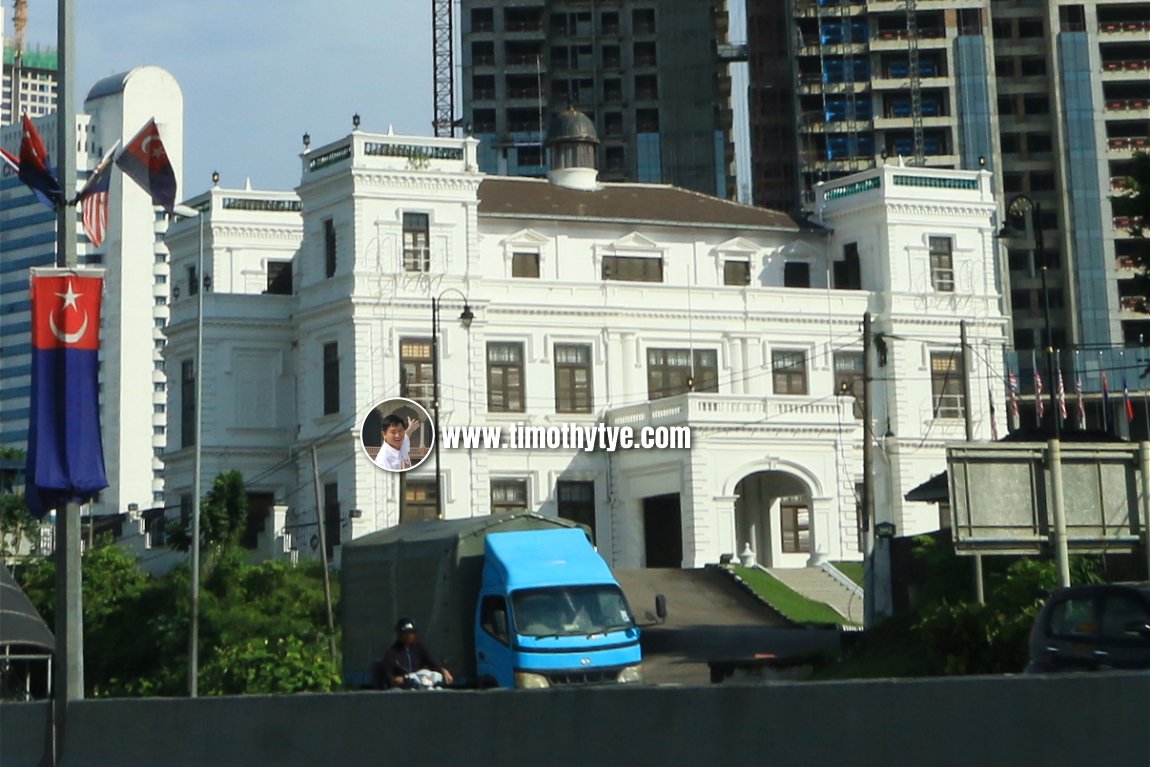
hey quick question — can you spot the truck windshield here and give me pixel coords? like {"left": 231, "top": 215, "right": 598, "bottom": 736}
{"left": 511, "top": 585, "right": 635, "bottom": 637}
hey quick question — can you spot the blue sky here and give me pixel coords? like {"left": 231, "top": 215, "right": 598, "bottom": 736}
{"left": 25, "top": 1, "right": 433, "bottom": 196}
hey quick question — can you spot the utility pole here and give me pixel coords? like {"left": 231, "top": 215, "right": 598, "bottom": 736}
{"left": 54, "top": 2, "right": 83, "bottom": 764}
{"left": 960, "top": 321, "right": 985, "bottom": 604}
{"left": 309, "top": 445, "right": 338, "bottom": 666}
{"left": 862, "top": 312, "right": 875, "bottom": 626}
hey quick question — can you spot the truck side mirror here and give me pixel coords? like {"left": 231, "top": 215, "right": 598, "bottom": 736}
{"left": 655, "top": 594, "right": 667, "bottom": 622}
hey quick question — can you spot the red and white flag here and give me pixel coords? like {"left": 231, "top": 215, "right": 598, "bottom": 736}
{"left": 74, "top": 143, "right": 118, "bottom": 248}
{"left": 1057, "top": 369, "right": 1068, "bottom": 423}
{"left": 1034, "top": 369, "right": 1045, "bottom": 422}
{"left": 1008, "top": 372, "right": 1020, "bottom": 429}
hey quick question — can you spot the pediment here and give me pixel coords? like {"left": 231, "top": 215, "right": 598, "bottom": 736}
{"left": 501, "top": 228, "right": 551, "bottom": 248}
{"left": 607, "top": 231, "right": 662, "bottom": 252}
{"left": 713, "top": 236, "right": 762, "bottom": 256}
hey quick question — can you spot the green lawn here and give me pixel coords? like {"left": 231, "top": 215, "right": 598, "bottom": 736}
{"left": 831, "top": 561, "right": 864, "bottom": 588}
{"left": 733, "top": 566, "right": 851, "bottom": 626}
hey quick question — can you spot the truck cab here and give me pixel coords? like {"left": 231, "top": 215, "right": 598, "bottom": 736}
{"left": 474, "top": 529, "right": 643, "bottom": 688}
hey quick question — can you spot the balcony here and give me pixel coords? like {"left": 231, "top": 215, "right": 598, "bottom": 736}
{"left": 1108, "top": 137, "right": 1149, "bottom": 154}
{"left": 1098, "top": 21, "right": 1150, "bottom": 36}
{"left": 1106, "top": 98, "right": 1150, "bottom": 113}
{"left": 605, "top": 392, "right": 859, "bottom": 432}
{"left": 1120, "top": 295, "right": 1146, "bottom": 314}
{"left": 1101, "top": 59, "right": 1150, "bottom": 79}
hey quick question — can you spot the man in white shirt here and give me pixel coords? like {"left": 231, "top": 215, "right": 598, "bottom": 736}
{"left": 373, "top": 413, "right": 421, "bottom": 471}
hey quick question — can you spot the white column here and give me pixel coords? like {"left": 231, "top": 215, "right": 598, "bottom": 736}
{"left": 726, "top": 334, "right": 744, "bottom": 395}
{"left": 714, "top": 495, "right": 740, "bottom": 560}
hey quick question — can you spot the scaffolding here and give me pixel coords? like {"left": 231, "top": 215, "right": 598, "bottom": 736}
{"left": 906, "top": 0, "right": 925, "bottom": 164}
{"left": 840, "top": 0, "right": 860, "bottom": 173}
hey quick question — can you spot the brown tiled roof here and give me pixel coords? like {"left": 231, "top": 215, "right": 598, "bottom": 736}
{"left": 477, "top": 177, "right": 801, "bottom": 231}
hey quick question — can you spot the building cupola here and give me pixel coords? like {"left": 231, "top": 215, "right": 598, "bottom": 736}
{"left": 544, "top": 106, "right": 599, "bottom": 191}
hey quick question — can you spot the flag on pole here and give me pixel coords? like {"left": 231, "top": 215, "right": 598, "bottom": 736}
{"left": 1075, "top": 375, "right": 1087, "bottom": 430}
{"left": 24, "top": 270, "right": 109, "bottom": 517}
{"left": 989, "top": 386, "right": 999, "bottom": 440}
{"left": 1008, "top": 371, "right": 1020, "bottom": 429}
{"left": 1124, "top": 377, "right": 1135, "bottom": 423}
{"left": 1102, "top": 371, "right": 1112, "bottom": 432}
{"left": 74, "top": 142, "right": 119, "bottom": 248}
{"left": 0, "top": 146, "right": 19, "bottom": 174}
{"left": 1033, "top": 351, "right": 1045, "bottom": 424}
{"left": 17, "top": 114, "right": 63, "bottom": 208}
{"left": 115, "top": 118, "right": 177, "bottom": 213}
{"left": 1057, "top": 368, "right": 1068, "bottom": 423}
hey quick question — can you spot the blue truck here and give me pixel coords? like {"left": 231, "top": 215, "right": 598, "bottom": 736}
{"left": 341, "top": 512, "right": 660, "bottom": 689}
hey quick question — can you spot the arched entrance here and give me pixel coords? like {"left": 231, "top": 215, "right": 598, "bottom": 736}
{"left": 734, "top": 471, "right": 812, "bottom": 568}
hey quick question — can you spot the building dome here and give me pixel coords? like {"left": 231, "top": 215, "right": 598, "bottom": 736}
{"left": 544, "top": 108, "right": 600, "bottom": 148}
{"left": 544, "top": 107, "right": 599, "bottom": 191}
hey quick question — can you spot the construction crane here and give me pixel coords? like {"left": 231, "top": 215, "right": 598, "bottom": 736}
{"left": 906, "top": 0, "right": 925, "bottom": 165}
{"left": 9, "top": 0, "right": 29, "bottom": 120}
{"left": 432, "top": 0, "right": 455, "bottom": 137}
{"left": 12, "top": 0, "right": 27, "bottom": 52}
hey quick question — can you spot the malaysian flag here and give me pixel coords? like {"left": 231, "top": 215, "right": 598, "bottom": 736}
{"left": 1075, "top": 376, "right": 1086, "bottom": 430}
{"left": 1034, "top": 364, "right": 1045, "bottom": 424}
{"left": 1057, "top": 368, "right": 1068, "bottom": 423}
{"left": 1008, "top": 371, "right": 1020, "bottom": 429}
{"left": 74, "top": 143, "right": 118, "bottom": 248}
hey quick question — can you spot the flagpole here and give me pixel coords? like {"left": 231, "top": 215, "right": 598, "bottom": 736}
{"left": 1142, "top": 336, "right": 1149, "bottom": 441}
{"left": 54, "top": 0, "right": 83, "bottom": 763}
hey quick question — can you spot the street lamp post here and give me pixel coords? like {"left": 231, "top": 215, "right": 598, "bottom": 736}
{"left": 173, "top": 179, "right": 215, "bottom": 697}
{"left": 430, "top": 290, "right": 474, "bottom": 518}
{"left": 1002, "top": 195, "right": 1058, "bottom": 437}
{"left": 1001, "top": 195, "right": 1071, "bottom": 587}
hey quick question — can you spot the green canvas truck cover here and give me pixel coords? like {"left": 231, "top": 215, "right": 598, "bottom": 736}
{"left": 340, "top": 512, "right": 585, "bottom": 686}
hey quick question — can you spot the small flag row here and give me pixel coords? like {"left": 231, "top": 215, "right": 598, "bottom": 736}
{"left": 1003, "top": 365, "right": 1136, "bottom": 432}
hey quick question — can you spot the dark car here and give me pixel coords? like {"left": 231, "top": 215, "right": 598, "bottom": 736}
{"left": 1025, "top": 583, "right": 1150, "bottom": 673}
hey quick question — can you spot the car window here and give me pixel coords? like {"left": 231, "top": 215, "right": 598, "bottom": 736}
{"left": 1049, "top": 596, "right": 1097, "bottom": 638}
{"left": 1099, "top": 594, "right": 1150, "bottom": 640}
{"left": 480, "top": 595, "right": 510, "bottom": 645}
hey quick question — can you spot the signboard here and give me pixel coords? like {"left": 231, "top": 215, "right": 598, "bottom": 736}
{"left": 947, "top": 442, "right": 1147, "bottom": 555}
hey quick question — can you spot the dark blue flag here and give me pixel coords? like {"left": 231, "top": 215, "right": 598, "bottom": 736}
{"left": 18, "top": 114, "right": 63, "bottom": 209}
{"left": 25, "top": 271, "right": 108, "bottom": 517}
{"left": 115, "top": 118, "right": 177, "bottom": 213}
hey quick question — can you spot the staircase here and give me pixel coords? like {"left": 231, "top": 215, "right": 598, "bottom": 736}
{"left": 765, "top": 564, "right": 864, "bottom": 625}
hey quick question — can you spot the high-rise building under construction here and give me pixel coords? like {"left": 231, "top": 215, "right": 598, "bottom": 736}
{"left": 748, "top": 0, "right": 1150, "bottom": 379}
{"left": 460, "top": 0, "right": 737, "bottom": 198}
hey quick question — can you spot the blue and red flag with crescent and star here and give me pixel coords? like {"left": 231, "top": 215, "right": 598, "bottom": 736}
{"left": 25, "top": 270, "right": 108, "bottom": 517}
{"left": 115, "top": 118, "right": 177, "bottom": 213}
{"left": 17, "top": 114, "right": 63, "bottom": 208}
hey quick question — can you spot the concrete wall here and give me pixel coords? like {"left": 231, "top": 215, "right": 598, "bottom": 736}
{"left": 3, "top": 673, "right": 1147, "bottom": 767}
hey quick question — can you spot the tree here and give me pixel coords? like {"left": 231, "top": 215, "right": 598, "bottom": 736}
{"left": 0, "top": 493, "right": 40, "bottom": 557}
{"left": 14, "top": 468, "right": 341, "bottom": 697}
{"left": 0, "top": 447, "right": 38, "bottom": 557}
{"left": 167, "top": 470, "right": 250, "bottom": 554}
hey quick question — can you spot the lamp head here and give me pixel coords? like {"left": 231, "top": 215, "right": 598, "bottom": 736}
{"left": 212, "top": 170, "right": 220, "bottom": 185}
{"left": 353, "top": 113, "right": 361, "bottom": 130}
{"left": 459, "top": 304, "right": 475, "bottom": 329}
{"left": 303, "top": 132, "right": 311, "bottom": 149}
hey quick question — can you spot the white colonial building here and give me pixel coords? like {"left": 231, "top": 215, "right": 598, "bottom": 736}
{"left": 161, "top": 112, "right": 1006, "bottom": 570}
